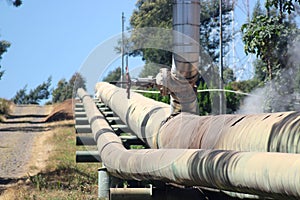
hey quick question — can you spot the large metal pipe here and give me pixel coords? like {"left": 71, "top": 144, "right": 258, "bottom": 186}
{"left": 172, "top": 0, "right": 201, "bottom": 114}
{"left": 156, "top": 0, "right": 201, "bottom": 115}
{"left": 78, "top": 87, "right": 300, "bottom": 198}
{"left": 95, "top": 82, "right": 170, "bottom": 148}
{"left": 95, "top": 82, "right": 300, "bottom": 153}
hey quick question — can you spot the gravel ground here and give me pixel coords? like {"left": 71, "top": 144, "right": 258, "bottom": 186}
{"left": 0, "top": 105, "right": 52, "bottom": 186}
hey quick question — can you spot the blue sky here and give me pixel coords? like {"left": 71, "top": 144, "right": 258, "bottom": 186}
{"left": 0, "top": 0, "right": 142, "bottom": 99}
{"left": 0, "top": 0, "right": 258, "bottom": 100}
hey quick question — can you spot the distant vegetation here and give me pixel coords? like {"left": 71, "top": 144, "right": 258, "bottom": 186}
{"left": 52, "top": 72, "right": 86, "bottom": 104}
{"left": 11, "top": 72, "right": 86, "bottom": 105}
{"left": 12, "top": 77, "right": 52, "bottom": 105}
{"left": 0, "top": 0, "right": 22, "bottom": 81}
{"left": 0, "top": 40, "right": 11, "bottom": 80}
{"left": 0, "top": 98, "right": 12, "bottom": 121}
{"left": 102, "top": 67, "right": 121, "bottom": 82}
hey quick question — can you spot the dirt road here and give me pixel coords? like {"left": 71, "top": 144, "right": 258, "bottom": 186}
{"left": 0, "top": 105, "right": 53, "bottom": 188}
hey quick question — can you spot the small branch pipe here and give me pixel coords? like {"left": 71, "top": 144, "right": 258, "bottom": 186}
{"left": 95, "top": 82, "right": 300, "bottom": 153}
{"left": 79, "top": 87, "right": 300, "bottom": 198}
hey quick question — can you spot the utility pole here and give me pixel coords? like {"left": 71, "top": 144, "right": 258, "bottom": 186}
{"left": 121, "top": 12, "right": 125, "bottom": 88}
{"left": 219, "top": 0, "right": 224, "bottom": 114}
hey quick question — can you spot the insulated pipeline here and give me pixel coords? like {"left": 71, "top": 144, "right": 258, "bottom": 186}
{"left": 79, "top": 87, "right": 300, "bottom": 198}
{"left": 95, "top": 82, "right": 300, "bottom": 153}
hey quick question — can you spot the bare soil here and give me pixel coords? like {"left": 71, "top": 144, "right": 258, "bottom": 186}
{"left": 0, "top": 100, "right": 74, "bottom": 193}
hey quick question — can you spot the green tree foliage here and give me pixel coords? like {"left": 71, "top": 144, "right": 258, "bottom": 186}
{"left": 242, "top": 0, "right": 299, "bottom": 80}
{"left": 52, "top": 72, "right": 86, "bottom": 103}
{"left": 102, "top": 67, "right": 121, "bottom": 82}
{"left": 241, "top": 0, "right": 300, "bottom": 112}
{"left": 142, "top": 90, "right": 170, "bottom": 104}
{"left": 139, "top": 63, "right": 161, "bottom": 78}
{"left": 129, "top": 0, "right": 234, "bottom": 77}
{"left": 265, "top": 0, "right": 300, "bottom": 16}
{"left": 130, "top": 0, "right": 173, "bottom": 69}
{"left": 223, "top": 66, "right": 236, "bottom": 84}
{"left": 199, "top": 0, "right": 234, "bottom": 62}
{"left": 197, "top": 81, "right": 211, "bottom": 115}
{"left": 6, "top": 0, "right": 22, "bottom": 7}
{"left": 69, "top": 72, "right": 86, "bottom": 93}
{"left": 241, "top": 15, "right": 295, "bottom": 80}
{"left": 1, "top": 0, "right": 22, "bottom": 80}
{"left": 252, "top": 0, "right": 265, "bottom": 18}
{"left": 52, "top": 79, "right": 69, "bottom": 103}
{"left": 225, "top": 84, "right": 242, "bottom": 114}
{"left": 12, "top": 77, "right": 52, "bottom": 104}
{"left": 0, "top": 40, "right": 11, "bottom": 80}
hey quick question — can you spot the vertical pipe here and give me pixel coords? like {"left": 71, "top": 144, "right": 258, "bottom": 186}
{"left": 121, "top": 12, "right": 125, "bottom": 88}
{"left": 171, "top": 0, "right": 200, "bottom": 115}
{"left": 98, "top": 167, "right": 110, "bottom": 199}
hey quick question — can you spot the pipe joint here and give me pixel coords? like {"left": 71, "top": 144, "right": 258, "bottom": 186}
{"left": 156, "top": 68, "right": 199, "bottom": 114}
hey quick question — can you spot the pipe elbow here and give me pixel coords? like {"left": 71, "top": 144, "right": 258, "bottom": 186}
{"left": 156, "top": 68, "right": 200, "bottom": 115}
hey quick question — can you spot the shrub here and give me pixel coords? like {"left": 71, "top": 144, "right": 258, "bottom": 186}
{"left": 0, "top": 98, "right": 11, "bottom": 116}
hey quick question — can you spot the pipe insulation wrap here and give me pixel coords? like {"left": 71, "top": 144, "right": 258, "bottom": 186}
{"left": 95, "top": 82, "right": 170, "bottom": 148}
{"left": 95, "top": 82, "right": 300, "bottom": 153}
{"left": 78, "top": 87, "right": 300, "bottom": 198}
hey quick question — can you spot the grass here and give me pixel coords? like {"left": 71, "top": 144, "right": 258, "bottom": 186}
{"left": 8, "top": 124, "right": 101, "bottom": 200}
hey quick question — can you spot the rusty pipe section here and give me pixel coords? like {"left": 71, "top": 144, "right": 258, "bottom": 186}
{"left": 156, "top": 0, "right": 201, "bottom": 115}
{"left": 95, "top": 82, "right": 300, "bottom": 153}
{"left": 78, "top": 87, "right": 300, "bottom": 198}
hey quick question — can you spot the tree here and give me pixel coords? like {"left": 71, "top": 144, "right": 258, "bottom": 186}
{"left": 242, "top": 0, "right": 299, "bottom": 80}
{"left": 6, "top": 0, "right": 22, "bottom": 7}
{"left": 69, "top": 72, "right": 86, "bottom": 97}
{"left": 129, "top": 0, "right": 234, "bottom": 77}
{"left": 0, "top": 40, "right": 11, "bottom": 80}
{"left": 241, "top": 15, "right": 295, "bottom": 80}
{"left": 12, "top": 85, "right": 27, "bottom": 105}
{"left": 197, "top": 81, "right": 211, "bottom": 115}
{"left": 52, "top": 72, "right": 86, "bottom": 103}
{"left": 241, "top": 0, "right": 300, "bottom": 112}
{"left": 102, "top": 67, "right": 121, "bottom": 82}
{"left": 1, "top": 0, "right": 22, "bottom": 80}
{"left": 199, "top": 0, "right": 234, "bottom": 62}
{"left": 252, "top": 0, "right": 265, "bottom": 18}
{"left": 139, "top": 63, "right": 162, "bottom": 78}
{"left": 52, "top": 79, "right": 69, "bottom": 103}
{"left": 223, "top": 66, "right": 236, "bottom": 84}
{"left": 12, "top": 77, "right": 52, "bottom": 104}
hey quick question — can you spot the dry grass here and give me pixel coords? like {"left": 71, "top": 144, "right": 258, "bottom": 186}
{"left": 1, "top": 123, "right": 101, "bottom": 200}
{"left": 45, "top": 99, "right": 75, "bottom": 122}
